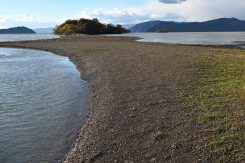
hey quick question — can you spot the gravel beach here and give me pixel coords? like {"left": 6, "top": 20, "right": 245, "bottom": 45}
{"left": 1, "top": 35, "right": 244, "bottom": 162}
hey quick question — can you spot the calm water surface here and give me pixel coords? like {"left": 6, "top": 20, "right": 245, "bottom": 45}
{"left": 109, "top": 32, "right": 245, "bottom": 47}
{"left": 0, "top": 48, "right": 90, "bottom": 163}
{"left": 0, "top": 34, "right": 58, "bottom": 42}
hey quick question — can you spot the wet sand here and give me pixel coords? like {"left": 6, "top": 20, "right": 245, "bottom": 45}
{"left": 0, "top": 35, "right": 240, "bottom": 162}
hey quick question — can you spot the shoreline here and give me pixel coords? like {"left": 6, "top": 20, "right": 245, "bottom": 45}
{"left": 0, "top": 35, "right": 244, "bottom": 162}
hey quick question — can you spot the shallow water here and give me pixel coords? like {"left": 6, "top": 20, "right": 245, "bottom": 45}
{"left": 108, "top": 32, "right": 245, "bottom": 47}
{"left": 0, "top": 34, "right": 58, "bottom": 42}
{"left": 0, "top": 48, "right": 90, "bottom": 163}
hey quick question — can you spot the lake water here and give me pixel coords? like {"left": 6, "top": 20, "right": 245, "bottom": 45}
{"left": 0, "top": 48, "right": 90, "bottom": 163}
{"left": 110, "top": 32, "right": 245, "bottom": 47}
{"left": 0, "top": 34, "right": 58, "bottom": 42}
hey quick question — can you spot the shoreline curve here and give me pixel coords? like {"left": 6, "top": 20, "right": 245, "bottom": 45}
{"left": 0, "top": 35, "right": 244, "bottom": 162}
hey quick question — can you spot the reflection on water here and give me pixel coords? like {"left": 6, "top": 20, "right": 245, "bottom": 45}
{"left": 0, "top": 48, "right": 90, "bottom": 163}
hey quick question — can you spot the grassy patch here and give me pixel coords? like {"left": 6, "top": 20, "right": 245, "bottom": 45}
{"left": 187, "top": 55, "right": 245, "bottom": 161}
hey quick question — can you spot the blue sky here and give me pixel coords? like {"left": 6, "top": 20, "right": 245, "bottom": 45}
{"left": 0, "top": 0, "right": 245, "bottom": 29}
{"left": 0, "top": 0, "right": 149, "bottom": 28}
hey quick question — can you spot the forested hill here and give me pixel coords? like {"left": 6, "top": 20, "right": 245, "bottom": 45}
{"left": 54, "top": 18, "right": 130, "bottom": 35}
{"left": 0, "top": 27, "right": 36, "bottom": 34}
{"left": 130, "top": 18, "right": 245, "bottom": 32}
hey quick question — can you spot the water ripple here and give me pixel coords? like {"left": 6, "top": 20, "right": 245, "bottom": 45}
{"left": 0, "top": 48, "right": 90, "bottom": 163}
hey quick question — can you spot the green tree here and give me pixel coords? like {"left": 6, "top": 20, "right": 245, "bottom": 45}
{"left": 54, "top": 18, "right": 130, "bottom": 35}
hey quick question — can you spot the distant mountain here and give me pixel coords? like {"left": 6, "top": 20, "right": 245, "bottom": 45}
{"left": 122, "top": 24, "right": 135, "bottom": 29}
{"left": 130, "top": 18, "right": 245, "bottom": 32}
{"left": 34, "top": 28, "right": 54, "bottom": 34}
{"left": 0, "top": 27, "right": 36, "bottom": 34}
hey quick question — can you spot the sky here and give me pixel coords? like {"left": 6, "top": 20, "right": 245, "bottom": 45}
{"left": 0, "top": 0, "right": 245, "bottom": 29}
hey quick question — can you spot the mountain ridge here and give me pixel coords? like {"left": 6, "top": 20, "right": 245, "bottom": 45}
{"left": 130, "top": 18, "right": 245, "bottom": 32}
{"left": 0, "top": 27, "right": 36, "bottom": 34}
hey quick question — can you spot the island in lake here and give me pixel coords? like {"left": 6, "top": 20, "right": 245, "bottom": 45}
{"left": 54, "top": 18, "right": 130, "bottom": 35}
{"left": 0, "top": 27, "right": 36, "bottom": 34}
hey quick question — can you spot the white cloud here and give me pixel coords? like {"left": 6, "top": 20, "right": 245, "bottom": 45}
{"left": 72, "top": 2, "right": 185, "bottom": 25}
{"left": 182, "top": 0, "right": 245, "bottom": 21}
{"left": 0, "top": 14, "right": 60, "bottom": 28}
{"left": 0, "top": 14, "right": 49, "bottom": 23}
{"left": 70, "top": 0, "right": 245, "bottom": 25}
{"left": 1, "top": 0, "right": 245, "bottom": 28}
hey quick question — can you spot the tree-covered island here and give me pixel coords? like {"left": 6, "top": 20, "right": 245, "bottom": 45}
{"left": 54, "top": 18, "right": 130, "bottom": 35}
